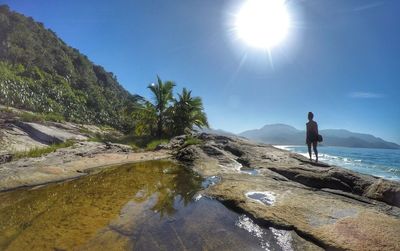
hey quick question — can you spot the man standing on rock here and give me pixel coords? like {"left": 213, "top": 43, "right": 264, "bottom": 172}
{"left": 306, "top": 112, "right": 318, "bottom": 162}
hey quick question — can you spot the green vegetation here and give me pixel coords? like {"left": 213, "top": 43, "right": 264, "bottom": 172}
{"left": 183, "top": 136, "right": 203, "bottom": 147}
{"left": 146, "top": 139, "right": 169, "bottom": 150}
{"left": 18, "top": 111, "right": 65, "bottom": 123}
{"left": 0, "top": 5, "right": 209, "bottom": 141}
{"left": 148, "top": 77, "right": 175, "bottom": 137}
{"left": 172, "top": 88, "right": 209, "bottom": 136}
{"left": 13, "top": 140, "right": 75, "bottom": 159}
{"left": 134, "top": 76, "right": 209, "bottom": 138}
{"left": 0, "top": 5, "right": 142, "bottom": 132}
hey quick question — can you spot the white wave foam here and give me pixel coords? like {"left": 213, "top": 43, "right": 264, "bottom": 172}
{"left": 281, "top": 146, "right": 400, "bottom": 181}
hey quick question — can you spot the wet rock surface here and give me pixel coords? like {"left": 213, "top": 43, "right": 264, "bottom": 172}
{"left": 0, "top": 160, "right": 321, "bottom": 251}
{"left": 0, "top": 141, "right": 170, "bottom": 191}
{"left": 172, "top": 133, "right": 400, "bottom": 251}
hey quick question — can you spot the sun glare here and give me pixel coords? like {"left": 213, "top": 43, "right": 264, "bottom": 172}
{"left": 235, "top": 0, "right": 290, "bottom": 49}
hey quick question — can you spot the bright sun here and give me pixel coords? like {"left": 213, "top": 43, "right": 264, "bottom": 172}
{"left": 235, "top": 0, "right": 290, "bottom": 49}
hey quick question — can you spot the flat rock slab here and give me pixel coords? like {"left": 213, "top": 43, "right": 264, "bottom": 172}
{"left": 16, "top": 121, "right": 88, "bottom": 144}
{"left": 0, "top": 141, "right": 171, "bottom": 191}
{"left": 0, "top": 125, "right": 48, "bottom": 152}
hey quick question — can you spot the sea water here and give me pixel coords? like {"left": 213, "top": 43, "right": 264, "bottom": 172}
{"left": 275, "top": 145, "right": 400, "bottom": 181}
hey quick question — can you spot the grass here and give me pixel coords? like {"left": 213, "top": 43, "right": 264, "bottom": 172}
{"left": 13, "top": 140, "right": 75, "bottom": 160}
{"left": 0, "top": 106, "right": 13, "bottom": 114}
{"left": 0, "top": 106, "right": 65, "bottom": 123}
{"left": 183, "top": 136, "right": 202, "bottom": 147}
{"left": 146, "top": 139, "right": 169, "bottom": 150}
{"left": 19, "top": 111, "right": 65, "bottom": 123}
{"left": 78, "top": 127, "right": 93, "bottom": 136}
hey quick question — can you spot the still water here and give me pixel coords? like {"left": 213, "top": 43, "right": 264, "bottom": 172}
{"left": 0, "top": 160, "right": 310, "bottom": 250}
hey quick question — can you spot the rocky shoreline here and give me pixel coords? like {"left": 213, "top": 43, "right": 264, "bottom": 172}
{"left": 0, "top": 132, "right": 399, "bottom": 250}
{"left": 169, "top": 133, "right": 400, "bottom": 251}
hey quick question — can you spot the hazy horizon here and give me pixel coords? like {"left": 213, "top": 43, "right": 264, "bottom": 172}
{"left": 4, "top": 0, "right": 399, "bottom": 144}
{"left": 209, "top": 122, "right": 399, "bottom": 144}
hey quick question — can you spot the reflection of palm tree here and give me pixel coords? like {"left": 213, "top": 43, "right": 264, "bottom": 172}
{"left": 152, "top": 190, "right": 177, "bottom": 217}
{"left": 171, "top": 167, "right": 203, "bottom": 206}
{"left": 149, "top": 165, "right": 203, "bottom": 217}
{"left": 0, "top": 160, "right": 204, "bottom": 248}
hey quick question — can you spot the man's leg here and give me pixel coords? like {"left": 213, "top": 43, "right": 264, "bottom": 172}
{"left": 313, "top": 142, "right": 318, "bottom": 162}
{"left": 307, "top": 143, "right": 312, "bottom": 160}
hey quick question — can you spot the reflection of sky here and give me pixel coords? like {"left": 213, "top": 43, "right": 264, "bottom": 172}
{"left": 4, "top": 0, "right": 400, "bottom": 143}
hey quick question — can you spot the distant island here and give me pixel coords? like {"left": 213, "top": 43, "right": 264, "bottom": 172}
{"left": 238, "top": 123, "right": 400, "bottom": 149}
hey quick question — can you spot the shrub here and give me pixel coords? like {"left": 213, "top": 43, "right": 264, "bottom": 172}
{"left": 43, "top": 112, "right": 65, "bottom": 123}
{"left": 19, "top": 111, "right": 44, "bottom": 122}
{"left": 146, "top": 139, "right": 169, "bottom": 151}
{"left": 183, "top": 136, "right": 202, "bottom": 147}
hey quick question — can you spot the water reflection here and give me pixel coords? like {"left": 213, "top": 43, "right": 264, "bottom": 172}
{"left": 0, "top": 160, "right": 311, "bottom": 251}
{"left": 0, "top": 160, "right": 203, "bottom": 250}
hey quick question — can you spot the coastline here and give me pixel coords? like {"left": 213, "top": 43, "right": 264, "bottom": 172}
{"left": 172, "top": 133, "right": 400, "bottom": 250}
{"left": 0, "top": 133, "right": 399, "bottom": 250}
{"left": 274, "top": 144, "right": 400, "bottom": 181}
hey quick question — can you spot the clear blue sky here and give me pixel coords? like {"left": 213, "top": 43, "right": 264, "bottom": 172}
{"left": 3, "top": 0, "right": 400, "bottom": 143}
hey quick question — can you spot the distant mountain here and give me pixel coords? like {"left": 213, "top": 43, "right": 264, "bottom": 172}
{"left": 240, "top": 124, "right": 400, "bottom": 149}
{"left": 0, "top": 5, "right": 142, "bottom": 131}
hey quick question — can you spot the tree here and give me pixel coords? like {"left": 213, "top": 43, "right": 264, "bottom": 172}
{"left": 172, "top": 88, "right": 209, "bottom": 135}
{"left": 132, "top": 101, "right": 157, "bottom": 136}
{"left": 147, "top": 76, "right": 175, "bottom": 137}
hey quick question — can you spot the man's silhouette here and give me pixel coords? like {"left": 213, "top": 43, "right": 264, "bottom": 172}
{"left": 306, "top": 112, "right": 318, "bottom": 162}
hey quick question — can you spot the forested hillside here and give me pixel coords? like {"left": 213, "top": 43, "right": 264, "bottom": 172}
{"left": 0, "top": 5, "right": 142, "bottom": 131}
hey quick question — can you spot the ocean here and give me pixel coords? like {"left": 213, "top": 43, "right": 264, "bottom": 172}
{"left": 275, "top": 145, "right": 400, "bottom": 181}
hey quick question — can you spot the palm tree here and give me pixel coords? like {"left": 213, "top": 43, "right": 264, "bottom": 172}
{"left": 132, "top": 101, "right": 157, "bottom": 136}
{"left": 172, "top": 88, "right": 209, "bottom": 135}
{"left": 147, "top": 76, "right": 175, "bottom": 137}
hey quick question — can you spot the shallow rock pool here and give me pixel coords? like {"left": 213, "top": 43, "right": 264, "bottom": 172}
{"left": 0, "top": 160, "right": 313, "bottom": 250}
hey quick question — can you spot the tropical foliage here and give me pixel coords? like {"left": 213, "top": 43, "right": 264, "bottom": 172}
{"left": 172, "top": 87, "right": 209, "bottom": 135}
{"left": 133, "top": 77, "right": 208, "bottom": 138}
{"left": 0, "top": 5, "right": 142, "bottom": 132}
{"left": 0, "top": 5, "right": 208, "bottom": 138}
{"left": 148, "top": 77, "right": 175, "bottom": 137}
